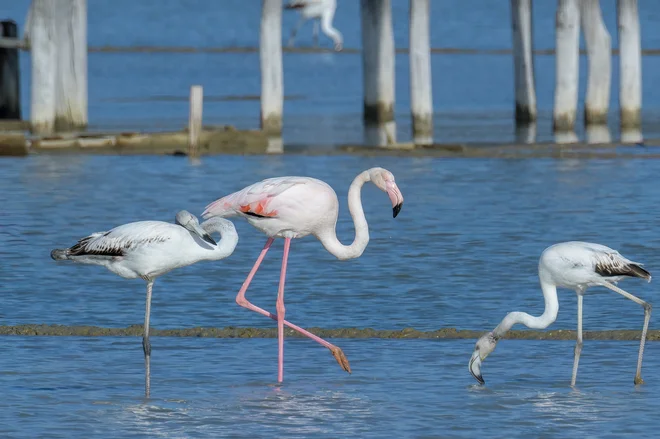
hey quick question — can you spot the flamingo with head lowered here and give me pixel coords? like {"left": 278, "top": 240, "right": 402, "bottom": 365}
{"left": 202, "top": 167, "right": 404, "bottom": 383}
{"left": 469, "top": 241, "right": 652, "bottom": 387}
{"left": 50, "top": 210, "right": 239, "bottom": 397}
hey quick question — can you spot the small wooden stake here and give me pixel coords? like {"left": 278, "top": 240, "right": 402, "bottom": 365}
{"left": 188, "top": 85, "right": 203, "bottom": 158}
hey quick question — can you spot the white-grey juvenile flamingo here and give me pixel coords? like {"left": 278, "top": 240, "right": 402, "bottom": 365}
{"left": 51, "top": 210, "right": 238, "bottom": 397}
{"left": 202, "top": 167, "right": 404, "bottom": 383}
{"left": 285, "top": 0, "right": 343, "bottom": 50}
{"left": 469, "top": 241, "right": 652, "bottom": 387}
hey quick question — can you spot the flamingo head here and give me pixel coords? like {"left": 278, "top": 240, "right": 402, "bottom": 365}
{"left": 368, "top": 167, "right": 404, "bottom": 218}
{"left": 175, "top": 210, "right": 217, "bottom": 246}
{"left": 469, "top": 332, "right": 499, "bottom": 385}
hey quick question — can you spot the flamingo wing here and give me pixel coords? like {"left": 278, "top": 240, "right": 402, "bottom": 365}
{"left": 591, "top": 249, "right": 650, "bottom": 281}
{"left": 66, "top": 221, "right": 174, "bottom": 257}
{"left": 202, "top": 177, "right": 306, "bottom": 219}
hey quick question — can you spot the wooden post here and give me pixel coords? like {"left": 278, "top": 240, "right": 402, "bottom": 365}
{"left": 515, "top": 123, "right": 536, "bottom": 144}
{"left": 617, "top": 0, "right": 642, "bottom": 132}
{"left": 260, "top": 0, "right": 283, "bottom": 135}
{"left": 361, "top": 0, "right": 396, "bottom": 145}
{"left": 553, "top": 0, "right": 580, "bottom": 133}
{"left": 510, "top": 0, "right": 536, "bottom": 124}
{"left": 54, "top": 0, "right": 88, "bottom": 130}
{"left": 188, "top": 85, "right": 203, "bottom": 158}
{"left": 30, "top": 0, "right": 57, "bottom": 134}
{"left": 581, "top": 0, "right": 611, "bottom": 125}
{"left": 586, "top": 124, "right": 611, "bottom": 144}
{"left": 409, "top": 0, "right": 432, "bottom": 145}
{"left": 0, "top": 20, "right": 21, "bottom": 119}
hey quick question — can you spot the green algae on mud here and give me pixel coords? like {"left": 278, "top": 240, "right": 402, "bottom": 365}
{"left": 0, "top": 324, "right": 657, "bottom": 341}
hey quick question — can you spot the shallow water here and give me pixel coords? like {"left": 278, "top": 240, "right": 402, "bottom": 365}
{"left": 1, "top": 153, "right": 660, "bottom": 436}
{"left": 0, "top": 337, "right": 656, "bottom": 438}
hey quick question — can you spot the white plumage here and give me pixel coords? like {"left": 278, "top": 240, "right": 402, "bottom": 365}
{"left": 469, "top": 241, "right": 652, "bottom": 387}
{"left": 51, "top": 210, "right": 238, "bottom": 397}
{"left": 285, "top": 0, "right": 343, "bottom": 50}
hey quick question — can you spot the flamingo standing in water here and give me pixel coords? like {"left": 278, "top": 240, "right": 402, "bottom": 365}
{"left": 50, "top": 211, "right": 239, "bottom": 397}
{"left": 202, "top": 167, "right": 404, "bottom": 382}
{"left": 469, "top": 241, "right": 652, "bottom": 387}
{"left": 285, "top": 0, "right": 343, "bottom": 51}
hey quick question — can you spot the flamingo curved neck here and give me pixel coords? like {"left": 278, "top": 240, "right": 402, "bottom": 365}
{"left": 317, "top": 171, "right": 370, "bottom": 261}
{"left": 493, "top": 279, "right": 559, "bottom": 338}
{"left": 202, "top": 218, "right": 239, "bottom": 260}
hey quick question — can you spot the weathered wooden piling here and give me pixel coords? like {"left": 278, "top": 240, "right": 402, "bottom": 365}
{"left": 361, "top": 0, "right": 396, "bottom": 145}
{"left": 581, "top": 0, "right": 610, "bottom": 125}
{"left": 188, "top": 85, "right": 203, "bottom": 158}
{"left": 553, "top": 0, "right": 580, "bottom": 134}
{"left": 586, "top": 124, "right": 611, "bottom": 144}
{"left": 0, "top": 20, "right": 21, "bottom": 120}
{"left": 30, "top": 0, "right": 57, "bottom": 134}
{"left": 510, "top": 0, "right": 536, "bottom": 124}
{"left": 54, "top": 0, "right": 88, "bottom": 130}
{"left": 409, "top": 0, "right": 433, "bottom": 145}
{"left": 617, "top": 0, "right": 642, "bottom": 132}
{"left": 260, "top": 0, "right": 283, "bottom": 135}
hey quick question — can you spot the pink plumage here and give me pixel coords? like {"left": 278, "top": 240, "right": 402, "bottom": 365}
{"left": 203, "top": 167, "right": 404, "bottom": 383}
{"left": 203, "top": 177, "right": 305, "bottom": 219}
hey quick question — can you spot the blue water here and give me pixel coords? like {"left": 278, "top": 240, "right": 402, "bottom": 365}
{"left": 4, "top": 0, "right": 660, "bottom": 435}
{"left": 0, "top": 337, "right": 657, "bottom": 438}
{"left": 4, "top": 0, "right": 660, "bottom": 144}
{"left": 1, "top": 154, "right": 660, "bottom": 437}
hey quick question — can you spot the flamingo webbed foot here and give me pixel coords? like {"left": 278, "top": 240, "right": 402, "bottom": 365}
{"left": 634, "top": 375, "right": 645, "bottom": 385}
{"left": 330, "top": 346, "right": 351, "bottom": 374}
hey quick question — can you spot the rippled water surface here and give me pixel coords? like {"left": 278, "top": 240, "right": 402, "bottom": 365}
{"left": 1, "top": 154, "right": 660, "bottom": 437}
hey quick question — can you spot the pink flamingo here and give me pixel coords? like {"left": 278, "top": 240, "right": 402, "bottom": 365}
{"left": 202, "top": 167, "right": 404, "bottom": 382}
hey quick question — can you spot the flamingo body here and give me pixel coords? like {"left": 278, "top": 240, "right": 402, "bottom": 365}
{"left": 469, "top": 241, "right": 652, "bottom": 387}
{"left": 539, "top": 241, "right": 651, "bottom": 289}
{"left": 52, "top": 221, "right": 221, "bottom": 279}
{"left": 203, "top": 176, "right": 339, "bottom": 239}
{"left": 203, "top": 167, "right": 404, "bottom": 383}
{"left": 51, "top": 211, "right": 238, "bottom": 397}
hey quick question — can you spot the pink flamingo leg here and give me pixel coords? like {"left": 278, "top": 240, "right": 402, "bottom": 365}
{"left": 235, "top": 238, "right": 351, "bottom": 374}
{"left": 276, "top": 238, "right": 291, "bottom": 382}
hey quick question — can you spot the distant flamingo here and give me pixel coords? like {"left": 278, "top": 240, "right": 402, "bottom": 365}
{"left": 285, "top": 0, "right": 343, "bottom": 51}
{"left": 203, "top": 167, "right": 404, "bottom": 382}
{"left": 469, "top": 241, "right": 652, "bottom": 387}
{"left": 50, "top": 211, "right": 239, "bottom": 397}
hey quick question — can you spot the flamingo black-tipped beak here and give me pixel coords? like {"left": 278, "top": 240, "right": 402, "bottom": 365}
{"left": 202, "top": 233, "right": 217, "bottom": 246}
{"left": 469, "top": 351, "right": 485, "bottom": 385}
{"left": 393, "top": 203, "right": 403, "bottom": 218}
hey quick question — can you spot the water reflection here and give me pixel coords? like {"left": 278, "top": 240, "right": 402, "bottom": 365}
{"left": 585, "top": 124, "right": 612, "bottom": 144}
{"left": 554, "top": 130, "right": 579, "bottom": 144}
{"left": 621, "top": 128, "right": 643, "bottom": 144}
{"left": 515, "top": 123, "right": 537, "bottom": 144}
{"left": 364, "top": 121, "right": 397, "bottom": 146}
